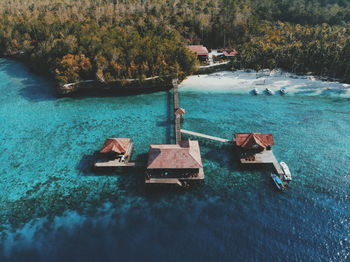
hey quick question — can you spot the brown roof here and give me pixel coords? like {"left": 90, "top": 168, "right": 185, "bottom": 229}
{"left": 234, "top": 133, "right": 274, "bottom": 149}
{"left": 100, "top": 138, "right": 131, "bottom": 154}
{"left": 175, "top": 107, "right": 186, "bottom": 115}
{"left": 223, "top": 50, "right": 239, "bottom": 57}
{"left": 187, "top": 45, "right": 209, "bottom": 56}
{"left": 147, "top": 140, "right": 203, "bottom": 169}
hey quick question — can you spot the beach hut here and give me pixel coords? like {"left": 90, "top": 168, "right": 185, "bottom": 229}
{"left": 187, "top": 45, "right": 209, "bottom": 63}
{"left": 145, "top": 140, "right": 204, "bottom": 186}
{"left": 223, "top": 50, "right": 239, "bottom": 57}
{"left": 234, "top": 133, "right": 274, "bottom": 152}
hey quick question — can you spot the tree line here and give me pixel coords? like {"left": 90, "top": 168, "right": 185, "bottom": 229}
{"left": 1, "top": 0, "right": 350, "bottom": 85}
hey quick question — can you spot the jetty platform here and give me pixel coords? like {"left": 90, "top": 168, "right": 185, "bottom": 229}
{"left": 180, "top": 129, "right": 230, "bottom": 143}
{"left": 145, "top": 168, "right": 204, "bottom": 186}
{"left": 240, "top": 150, "right": 284, "bottom": 176}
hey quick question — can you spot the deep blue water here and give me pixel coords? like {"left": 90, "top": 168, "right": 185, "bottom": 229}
{"left": 0, "top": 59, "right": 349, "bottom": 262}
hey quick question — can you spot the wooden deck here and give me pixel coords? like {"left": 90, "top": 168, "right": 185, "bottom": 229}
{"left": 180, "top": 129, "right": 230, "bottom": 143}
{"left": 145, "top": 168, "right": 204, "bottom": 185}
{"left": 145, "top": 178, "right": 182, "bottom": 186}
{"left": 240, "top": 150, "right": 284, "bottom": 175}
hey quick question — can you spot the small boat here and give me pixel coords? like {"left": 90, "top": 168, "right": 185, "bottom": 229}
{"left": 271, "top": 173, "right": 285, "bottom": 191}
{"left": 265, "top": 87, "right": 273, "bottom": 95}
{"left": 280, "top": 88, "right": 287, "bottom": 94}
{"left": 280, "top": 162, "right": 292, "bottom": 181}
{"left": 253, "top": 88, "right": 259, "bottom": 95}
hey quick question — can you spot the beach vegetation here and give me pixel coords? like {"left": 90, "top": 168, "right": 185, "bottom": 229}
{"left": 1, "top": 0, "right": 350, "bottom": 85}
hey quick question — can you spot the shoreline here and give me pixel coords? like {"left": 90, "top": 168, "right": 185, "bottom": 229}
{"left": 179, "top": 69, "right": 350, "bottom": 97}
{"left": 2, "top": 57, "right": 349, "bottom": 97}
{"left": 57, "top": 76, "right": 175, "bottom": 96}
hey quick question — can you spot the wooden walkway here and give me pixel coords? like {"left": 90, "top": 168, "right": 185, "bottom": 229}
{"left": 240, "top": 150, "right": 284, "bottom": 176}
{"left": 180, "top": 129, "right": 230, "bottom": 143}
{"left": 94, "top": 160, "right": 144, "bottom": 168}
{"left": 173, "top": 79, "right": 181, "bottom": 144}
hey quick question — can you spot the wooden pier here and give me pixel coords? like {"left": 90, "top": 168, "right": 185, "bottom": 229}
{"left": 94, "top": 160, "right": 144, "bottom": 168}
{"left": 173, "top": 79, "right": 181, "bottom": 144}
{"left": 240, "top": 150, "right": 284, "bottom": 176}
{"left": 180, "top": 129, "right": 230, "bottom": 143}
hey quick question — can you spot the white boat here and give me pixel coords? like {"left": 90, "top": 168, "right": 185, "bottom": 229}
{"left": 271, "top": 173, "right": 285, "bottom": 191}
{"left": 265, "top": 88, "right": 273, "bottom": 95}
{"left": 280, "top": 88, "right": 287, "bottom": 94}
{"left": 253, "top": 88, "right": 259, "bottom": 95}
{"left": 280, "top": 162, "right": 292, "bottom": 181}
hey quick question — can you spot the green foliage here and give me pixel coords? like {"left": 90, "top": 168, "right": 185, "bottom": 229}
{"left": 1, "top": 0, "right": 350, "bottom": 83}
{"left": 238, "top": 22, "right": 350, "bottom": 81}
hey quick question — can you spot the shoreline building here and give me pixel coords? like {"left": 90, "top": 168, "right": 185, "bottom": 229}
{"left": 223, "top": 50, "right": 239, "bottom": 58}
{"left": 145, "top": 140, "right": 204, "bottom": 186}
{"left": 187, "top": 45, "right": 209, "bottom": 63}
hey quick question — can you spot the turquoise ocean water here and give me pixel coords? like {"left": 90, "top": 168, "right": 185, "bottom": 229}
{"left": 0, "top": 58, "right": 349, "bottom": 261}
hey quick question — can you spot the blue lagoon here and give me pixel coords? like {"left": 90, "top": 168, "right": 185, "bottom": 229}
{"left": 0, "top": 59, "right": 349, "bottom": 261}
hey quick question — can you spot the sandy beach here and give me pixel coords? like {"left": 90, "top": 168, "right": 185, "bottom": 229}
{"left": 180, "top": 69, "right": 350, "bottom": 97}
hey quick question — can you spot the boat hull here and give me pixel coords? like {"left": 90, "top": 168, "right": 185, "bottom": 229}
{"left": 271, "top": 173, "right": 285, "bottom": 191}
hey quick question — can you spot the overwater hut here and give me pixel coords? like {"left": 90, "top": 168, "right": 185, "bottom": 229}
{"left": 234, "top": 133, "right": 284, "bottom": 176}
{"left": 187, "top": 45, "right": 209, "bottom": 63}
{"left": 145, "top": 140, "right": 204, "bottom": 186}
{"left": 99, "top": 138, "right": 133, "bottom": 161}
{"left": 234, "top": 133, "right": 274, "bottom": 153}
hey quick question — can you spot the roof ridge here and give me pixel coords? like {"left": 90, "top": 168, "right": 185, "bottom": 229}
{"left": 252, "top": 133, "right": 266, "bottom": 147}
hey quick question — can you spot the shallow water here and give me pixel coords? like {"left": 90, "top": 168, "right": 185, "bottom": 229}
{"left": 0, "top": 59, "right": 349, "bottom": 261}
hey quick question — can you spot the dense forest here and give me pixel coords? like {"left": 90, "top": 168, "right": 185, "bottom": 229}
{"left": 1, "top": 0, "right": 350, "bottom": 86}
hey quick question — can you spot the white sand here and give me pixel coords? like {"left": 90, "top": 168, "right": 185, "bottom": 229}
{"left": 179, "top": 69, "right": 350, "bottom": 97}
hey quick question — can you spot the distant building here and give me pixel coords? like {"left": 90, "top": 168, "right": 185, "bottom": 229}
{"left": 145, "top": 140, "right": 204, "bottom": 186}
{"left": 223, "top": 50, "right": 239, "bottom": 57}
{"left": 234, "top": 133, "right": 274, "bottom": 152}
{"left": 187, "top": 45, "right": 209, "bottom": 62}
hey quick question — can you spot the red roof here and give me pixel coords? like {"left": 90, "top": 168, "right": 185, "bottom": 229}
{"left": 223, "top": 50, "right": 239, "bottom": 57}
{"left": 235, "top": 133, "right": 274, "bottom": 150}
{"left": 175, "top": 108, "right": 186, "bottom": 115}
{"left": 187, "top": 45, "right": 209, "bottom": 56}
{"left": 147, "top": 140, "right": 202, "bottom": 169}
{"left": 100, "top": 138, "right": 131, "bottom": 154}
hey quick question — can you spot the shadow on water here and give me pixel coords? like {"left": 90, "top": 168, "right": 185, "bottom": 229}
{"left": 320, "top": 88, "right": 347, "bottom": 96}
{"left": 156, "top": 90, "right": 173, "bottom": 144}
{"left": 1, "top": 58, "right": 172, "bottom": 102}
{"left": 294, "top": 90, "right": 317, "bottom": 95}
{"left": 64, "top": 86, "right": 171, "bottom": 100}
{"left": 0, "top": 59, "right": 56, "bottom": 102}
{"left": 77, "top": 151, "right": 106, "bottom": 176}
